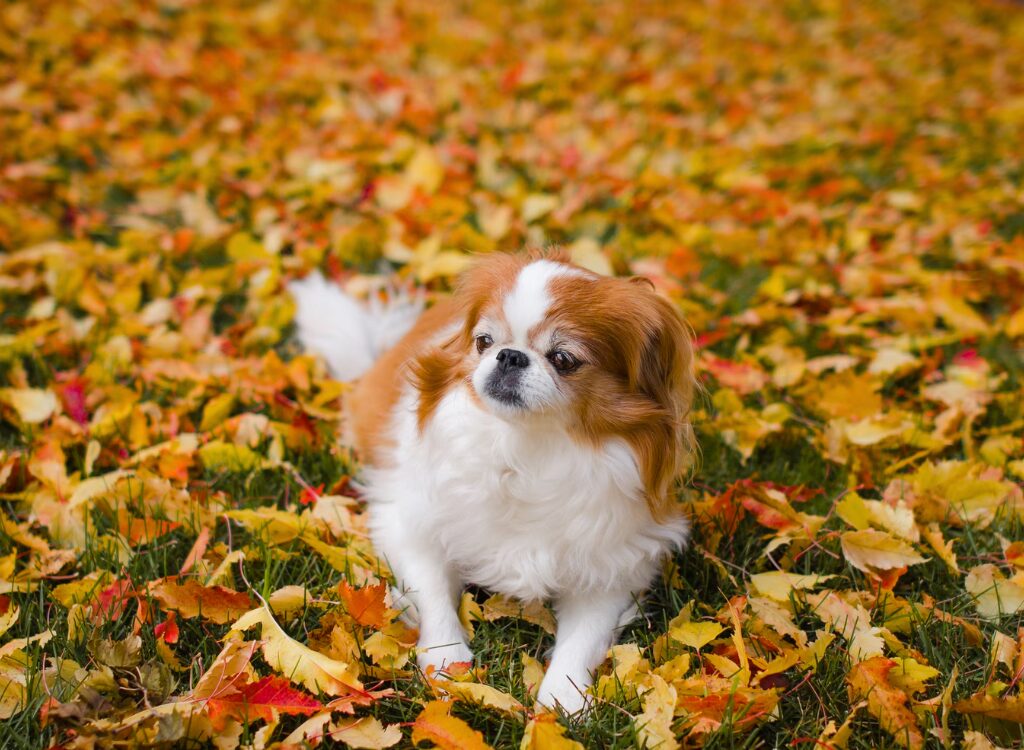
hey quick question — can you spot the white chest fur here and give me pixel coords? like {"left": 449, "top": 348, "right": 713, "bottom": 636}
{"left": 365, "top": 385, "right": 688, "bottom": 602}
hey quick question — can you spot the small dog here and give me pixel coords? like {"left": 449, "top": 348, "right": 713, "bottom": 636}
{"left": 290, "top": 250, "right": 695, "bottom": 713}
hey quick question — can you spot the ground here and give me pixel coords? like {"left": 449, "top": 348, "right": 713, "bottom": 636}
{"left": 1, "top": 0, "right": 1024, "bottom": 748}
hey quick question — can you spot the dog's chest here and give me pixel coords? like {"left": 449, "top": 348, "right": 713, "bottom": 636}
{"left": 416, "top": 389, "right": 662, "bottom": 599}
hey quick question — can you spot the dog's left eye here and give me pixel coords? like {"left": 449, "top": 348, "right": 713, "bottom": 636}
{"left": 547, "top": 349, "right": 580, "bottom": 374}
{"left": 475, "top": 334, "right": 493, "bottom": 353}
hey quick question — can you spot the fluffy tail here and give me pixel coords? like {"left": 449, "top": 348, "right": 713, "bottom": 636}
{"left": 288, "top": 271, "right": 423, "bottom": 381}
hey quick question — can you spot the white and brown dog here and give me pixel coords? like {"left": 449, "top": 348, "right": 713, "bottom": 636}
{"left": 290, "top": 250, "right": 695, "bottom": 714}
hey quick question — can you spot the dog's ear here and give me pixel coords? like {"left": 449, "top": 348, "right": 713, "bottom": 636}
{"left": 630, "top": 289, "right": 696, "bottom": 518}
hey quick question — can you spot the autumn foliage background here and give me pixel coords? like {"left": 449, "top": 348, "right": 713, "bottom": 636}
{"left": 2, "top": 0, "right": 1024, "bottom": 748}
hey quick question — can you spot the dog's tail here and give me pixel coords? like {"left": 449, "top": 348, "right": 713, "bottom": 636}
{"left": 288, "top": 271, "right": 423, "bottom": 381}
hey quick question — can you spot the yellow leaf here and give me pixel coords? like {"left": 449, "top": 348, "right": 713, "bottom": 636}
{"left": 329, "top": 716, "right": 403, "bottom": 749}
{"left": 459, "top": 592, "right": 483, "bottom": 640}
{"left": 954, "top": 692, "right": 1024, "bottom": 723}
{"left": 749, "top": 572, "right": 835, "bottom": 601}
{"left": 199, "top": 440, "right": 262, "bottom": 472}
{"left": 363, "top": 621, "right": 416, "bottom": 670}
{"left": 411, "top": 700, "right": 493, "bottom": 750}
{"left": 669, "top": 620, "right": 723, "bottom": 650}
{"left": 200, "top": 393, "right": 236, "bottom": 431}
{"left": 635, "top": 674, "right": 679, "bottom": 750}
{"left": 747, "top": 596, "right": 807, "bottom": 647}
{"left": 704, "top": 652, "right": 748, "bottom": 685}
{"left": 481, "top": 594, "right": 556, "bottom": 635}
{"left": 0, "top": 606, "right": 19, "bottom": 639}
{"left": 521, "top": 193, "right": 559, "bottom": 223}
{"left": 963, "top": 730, "right": 1012, "bottom": 750}
{"left": 806, "top": 593, "right": 883, "bottom": 662}
{"left": 230, "top": 605, "right": 363, "bottom": 696}
{"left": 756, "top": 649, "right": 802, "bottom": 681}
{"left": 440, "top": 680, "right": 524, "bottom": 714}
{"left": 840, "top": 529, "right": 927, "bottom": 574}
{"left": 842, "top": 414, "right": 913, "bottom": 447}
{"left": 225, "top": 508, "right": 302, "bottom": 545}
{"left": 920, "top": 524, "right": 959, "bottom": 574}
{"left": 965, "top": 564, "right": 1024, "bottom": 619}
{"left": 267, "top": 585, "right": 312, "bottom": 618}
{"left": 888, "top": 657, "right": 940, "bottom": 695}
{"left": 520, "top": 713, "right": 584, "bottom": 750}
{"left": 0, "top": 388, "right": 57, "bottom": 424}
{"left": 521, "top": 653, "right": 545, "bottom": 701}
{"left": 405, "top": 145, "right": 445, "bottom": 194}
{"left": 0, "top": 666, "right": 26, "bottom": 720}
{"left": 568, "top": 238, "right": 612, "bottom": 276}
{"left": 1006, "top": 306, "right": 1024, "bottom": 338}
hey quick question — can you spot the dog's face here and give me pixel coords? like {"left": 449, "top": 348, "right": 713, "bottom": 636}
{"left": 469, "top": 260, "right": 590, "bottom": 418}
{"left": 413, "top": 251, "right": 696, "bottom": 515}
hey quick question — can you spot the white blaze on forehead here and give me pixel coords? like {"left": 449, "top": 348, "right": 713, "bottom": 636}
{"left": 503, "top": 261, "right": 584, "bottom": 344}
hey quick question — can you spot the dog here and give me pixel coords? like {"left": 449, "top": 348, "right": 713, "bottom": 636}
{"left": 289, "top": 250, "right": 695, "bottom": 714}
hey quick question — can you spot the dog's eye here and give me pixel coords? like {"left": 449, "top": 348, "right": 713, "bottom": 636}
{"left": 548, "top": 349, "right": 580, "bottom": 374}
{"left": 475, "top": 334, "right": 493, "bottom": 353}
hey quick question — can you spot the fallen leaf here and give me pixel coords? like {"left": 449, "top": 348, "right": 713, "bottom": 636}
{"left": 848, "top": 657, "right": 924, "bottom": 749}
{"left": 411, "top": 700, "right": 493, "bottom": 750}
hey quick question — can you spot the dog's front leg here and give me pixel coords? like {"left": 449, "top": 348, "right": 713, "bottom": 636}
{"left": 536, "top": 589, "right": 635, "bottom": 715}
{"left": 377, "top": 519, "right": 472, "bottom": 675}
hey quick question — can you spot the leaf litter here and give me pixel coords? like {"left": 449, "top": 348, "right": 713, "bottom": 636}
{"left": 1, "top": 0, "right": 1024, "bottom": 747}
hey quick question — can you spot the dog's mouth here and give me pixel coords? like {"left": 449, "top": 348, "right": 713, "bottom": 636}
{"left": 484, "top": 373, "right": 527, "bottom": 409}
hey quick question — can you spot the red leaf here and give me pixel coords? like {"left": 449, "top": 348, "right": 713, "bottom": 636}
{"left": 154, "top": 612, "right": 179, "bottom": 644}
{"left": 207, "top": 675, "right": 322, "bottom": 729}
{"left": 58, "top": 376, "right": 89, "bottom": 426}
{"left": 93, "top": 579, "right": 135, "bottom": 623}
{"left": 300, "top": 483, "right": 324, "bottom": 506}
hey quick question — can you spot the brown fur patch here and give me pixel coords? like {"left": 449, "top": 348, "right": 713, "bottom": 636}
{"left": 546, "top": 273, "right": 696, "bottom": 520}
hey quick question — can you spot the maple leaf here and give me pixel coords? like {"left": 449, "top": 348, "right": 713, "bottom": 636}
{"left": 207, "top": 675, "right": 322, "bottom": 729}
{"left": 847, "top": 657, "right": 924, "bottom": 750}
{"left": 338, "top": 580, "right": 389, "bottom": 629}
{"left": 149, "top": 578, "right": 255, "bottom": 624}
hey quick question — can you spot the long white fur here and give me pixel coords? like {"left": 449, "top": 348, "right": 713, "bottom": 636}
{"left": 288, "top": 271, "right": 422, "bottom": 381}
{"left": 290, "top": 261, "right": 688, "bottom": 714}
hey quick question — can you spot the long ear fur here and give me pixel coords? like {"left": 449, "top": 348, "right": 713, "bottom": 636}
{"left": 627, "top": 284, "right": 696, "bottom": 519}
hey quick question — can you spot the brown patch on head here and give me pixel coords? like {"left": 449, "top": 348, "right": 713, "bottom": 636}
{"left": 546, "top": 273, "right": 696, "bottom": 519}
{"left": 410, "top": 251, "right": 556, "bottom": 428}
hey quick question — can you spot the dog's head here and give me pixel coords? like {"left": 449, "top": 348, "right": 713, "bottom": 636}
{"left": 413, "top": 250, "right": 696, "bottom": 516}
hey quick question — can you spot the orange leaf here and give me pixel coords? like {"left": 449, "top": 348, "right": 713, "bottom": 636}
{"left": 410, "top": 701, "right": 492, "bottom": 750}
{"left": 149, "top": 577, "right": 254, "bottom": 624}
{"left": 338, "top": 580, "right": 389, "bottom": 629}
{"left": 847, "top": 657, "right": 924, "bottom": 750}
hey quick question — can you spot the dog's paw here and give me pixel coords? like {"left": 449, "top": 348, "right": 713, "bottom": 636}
{"left": 536, "top": 672, "right": 592, "bottom": 716}
{"left": 416, "top": 640, "right": 474, "bottom": 677}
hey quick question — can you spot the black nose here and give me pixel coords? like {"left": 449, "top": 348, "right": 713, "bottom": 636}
{"left": 496, "top": 348, "right": 529, "bottom": 372}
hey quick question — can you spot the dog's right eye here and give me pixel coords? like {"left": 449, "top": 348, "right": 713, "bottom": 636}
{"left": 475, "top": 334, "right": 493, "bottom": 353}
